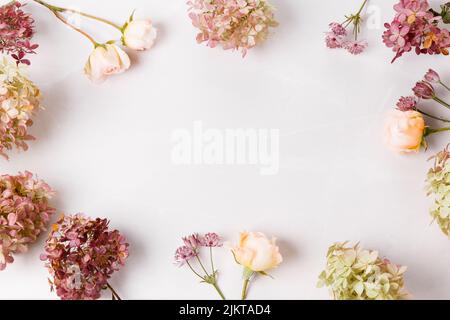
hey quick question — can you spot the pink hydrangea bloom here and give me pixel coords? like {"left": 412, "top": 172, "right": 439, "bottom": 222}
{"left": 383, "top": 0, "right": 450, "bottom": 62}
{"left": 41, "top": 214, "right": 129, "bottom": 300}
{"left": 187, "top": 0, "right": 278, "bottom": 56}
{"left": 396, "top": 96, "right": 417, "bottom": 111}
{"left": 0, "top": 57, "right": 41, "bottom": 159}
{"left": 0, "top": 2, "right": 38, "bottom": 65}
{"left": 0, "top": 171, "right": 55, "bottom": 271}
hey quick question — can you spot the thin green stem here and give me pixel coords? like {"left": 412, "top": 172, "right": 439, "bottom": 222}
{"left": 356, "top": 0, "right": 369, "bottom": 16}
{"left": 107, "top": 282, "right": 122, "bottom": 301}
{"left": 426, "top": 127, "right": 450, "bottom": 136}
{"left": 213, "top": 283, "right": 226, "bottom": 300}
{"left": 241, "top": 279, "right": 250, "bottom": 300}
{"left": 439, "top": 81, "right": 450, "bottom": 92}
{"left": 33, "top": 0, "right": 122, "bottom": 30}
{"left": 186, "top": 261, "right": 205, "bottom": 281}
{"left": 33, "top": 0, "right": 98, "bottom": 46}
{"left": 433, "top": 96, "right": 450, "bottom": 110}
{"left": 209, "top": 247, "right": 215, "bottom": 274}
{"left": 196, "top": 255, "right": 210, "bottom": 277}
{"left": 417, "top": 109, "right": 450, "bottom": 123}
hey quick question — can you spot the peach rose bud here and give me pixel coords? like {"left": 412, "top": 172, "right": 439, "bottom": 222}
{"left": 384, "top": 110, "right": 426, "bottom": 153}
{"left": 232, "top": 231, "right": 283, "bottom": 272}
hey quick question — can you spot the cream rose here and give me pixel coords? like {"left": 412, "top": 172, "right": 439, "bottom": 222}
{"left": 232, "top": 232, "right": 283, "bottom": 272}
{"left": 384, "top": 110, "right": 426, "bottom": 153}
{"left": 123, "top": 19, "right": 157, "bottom": 51}
{"left": 84, "top": 44, "right": 131, "bottom": 83}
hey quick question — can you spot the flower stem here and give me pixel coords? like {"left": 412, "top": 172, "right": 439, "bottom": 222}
{"left": 433, "top": 96, "right": 450, "bottom": 110}
{"left": 107, "top": 282, "right": 122, "bottom": 300}
{"left": 241, "top": 279, "right": 250, "bottom": 300}
{"left": 417, "top": 109, "right": 450, "bottom": 123}
{"left": 32, "top": 0, "right": 99, "bottom": 46}
{"left": 209, "top": 247, "right": 215, "bottom": 274}
{"left": 33, "top": 0, "right": 122, "bottom": 31}
{"left": 196, "top": 255, "right": 211, "bottom": 277}
{"left": 212, "top": 283, "right": 226, "bottom": 300}
{"left": 426, "top": 127, "right": 450, "bottom": 136}
{"left": 356, "top": 0, "right": 369, "bottom": 16}
{"left": 186, "top": 261, "right": 205, "bottom": 281}
{"left": 439, "top": 81, "right": 450, "bottom": 92}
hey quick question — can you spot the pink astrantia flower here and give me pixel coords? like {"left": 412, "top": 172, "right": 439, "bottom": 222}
{"left": 202, "top": 233, "right": 222, "bottom": 247}
{"left": 413, "top": 81, "right": 435, "bottom": 99}
{"left": 383, "top": 0, "right": 450, "bottom": 62}
{"left": 424, "top": 69, "right": 440, "bottom": 83}
{"left": 174, "top": 245, "right": 197, "bottom": 266}
{"left": 344, "top": 40, "right": 368, "bottom": 55}
{"left": 0, "top": 171, "right": 55, "bottom": 271}
{"left": 397, "top": 96, "right": 418, "bottom": 111}
{"left": 0, "top": 2, "right": 38, "bottom": 65}
{"left": 174, "top": 232, "right": 226, "bottom": 299}
{"left": 324, "top": 1, "right": 370, "bottom": 55}
{"left": 187, "top": 0, "right": 278, "bottom": 56}
{"left": 41, "top": 214, "right": 129, "bottom": 300}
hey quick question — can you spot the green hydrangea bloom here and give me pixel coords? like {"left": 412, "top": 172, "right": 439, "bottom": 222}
{"left": 318, "top": 242, "right": 408, "bottom": 300}
{"left": 427, "top": 147, "right": 450, "bottom": 237}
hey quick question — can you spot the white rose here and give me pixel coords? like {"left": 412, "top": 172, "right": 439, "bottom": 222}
{"left": 84, "top": 44, "right": 131, "bottom": 83}
{"left": 123, "top": 19, "right": 157, "bottom": 51}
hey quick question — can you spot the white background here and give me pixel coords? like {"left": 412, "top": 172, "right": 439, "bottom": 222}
{"left": 0, "top": 0, "right": 450, "bottom": 300}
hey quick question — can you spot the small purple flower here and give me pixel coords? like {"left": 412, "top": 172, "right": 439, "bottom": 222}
{"left": 424, "top": 69, "right": 440, "bottom": 83}
{"left": 183, "top": 234, "right": 203, "bottom": 250}
{"left": 413, "top": 81, "right": 435, "bottom": 99}
{"left": 202, "top": 233, "right": 223, "bottom": 248}
{"left": 175, "top": 246, "right": 197, "bottom": 266}
{"left": 396, "top": 96, "right": 417, "bottom": 111}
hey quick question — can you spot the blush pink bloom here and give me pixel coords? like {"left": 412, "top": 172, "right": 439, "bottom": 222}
{"left": 329, "top": 22, "right": 347, "bottom": 36}
{"left": 174, "top": 246, "right": 197, "bottom": 266}
{"left": 413, "top": 81, "right": 435, "bottom": 99}
{"left": 325, "top": 33, "right": 344, "bottom": 49}
{"left": 187, "top": 0, "right": 278, "bottom": 56}
{"left": 0, "top": 172, "right": 55, "bottom": 271}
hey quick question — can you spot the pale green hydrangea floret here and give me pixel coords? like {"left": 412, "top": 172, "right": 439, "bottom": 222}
{"left": 318, "top": 242, "right": 408, "bottom": 300}
{"left": 426, "top": 147, "right": 450, "bottom": 237}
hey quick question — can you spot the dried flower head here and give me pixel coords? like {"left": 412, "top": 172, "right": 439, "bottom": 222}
{"left": 41, "top": 214, "right": 129, "bottom": 300}
{"left": 0, "top": 57, "right": 41, "bottom": 159}
{"left": 318, "top": 242, "right": 408, "bottom": 300}
{"left": 383, "top": 0, "right": 450, "bottom": 62}
{"left": 187, "top": 0, "right": 278, "bottom": 56}
{"left": 427, "top": 146, "right": 450, "bottom": 237}
{"left": 396, "top": 96, "right": 417, "bottom": 111}
{"left": 0, "top": 2, "right": 38, "bottom": 65}
{"left": 0, "top": 171, "right": 55, "bottom": 271}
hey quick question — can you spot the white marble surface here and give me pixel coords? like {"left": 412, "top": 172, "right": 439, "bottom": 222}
{"left": 0, "top": 0, "right": 450, "bottom": 300}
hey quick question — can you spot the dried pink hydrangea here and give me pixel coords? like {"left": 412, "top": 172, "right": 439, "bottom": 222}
{"left": 0, "top": 57, "right": 41, "bottom": 159}
{"left": 0, "top": 2, "right": 38, "bottom": 65}
{"left": 41, "top": 214, "right": 129, "bottom": 300}
{"left": 0, "top": 171, "right": 55, "bottom": 271}
{"left": 383, "top": 0, "right": 450, "bottom": 62}
{"left": 187, "top": 0, "right": 278, "bottom": 56}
